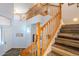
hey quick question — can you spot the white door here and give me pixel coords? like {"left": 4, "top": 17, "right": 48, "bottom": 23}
{"left": 3, "top": 27, "right": 12, "bottom": 52}
{"left": 0, "top": 27, "right": 5, "bottom": 55}
{"left": 0, "top": 27, "right": 1, "bottom": 45}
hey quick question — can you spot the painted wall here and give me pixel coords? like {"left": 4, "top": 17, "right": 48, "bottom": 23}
{"left": 11, "top": 14, "right": 51, "bottom": 48}
{"left": 0, "top": 27, "right": 5, "bottom": 55}
{"left": 0, "top": 3, "right": 13, "bottom": 55}
{"left": 0, "top": 3, "right": 13, "bottom": 20}
{"left": 0, "top": 16, "right": 10, "bottom": 26}
{"left": 12, "top": 19, "right": 32, "bottom": 48}
{"left": 0, "top": 45, "right": 5, "bottom": 55}
{"left": 0, "top": 26, "right": 13, "bottom": 55}
{"left": 62, "top": 4, "right": 79, "bottom": 25}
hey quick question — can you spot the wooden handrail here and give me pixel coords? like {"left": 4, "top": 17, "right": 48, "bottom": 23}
{"left": 20, "top": 3, "right": 62, "bottom": 56}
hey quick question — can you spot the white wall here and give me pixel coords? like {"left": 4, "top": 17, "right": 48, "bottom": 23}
{"left": 0, "top": 3, "right": 13, "bottom": 20}
{"left": 0, "top": 45, "right": 5, "bottom": 55}
{"left": 0, "top": 27, "right": 4, "bottom": 56}
{"left": 12, "top": 20, "right": 32, "bottom": 48}
{"left": 62, "top": 4, "right": 79, "bottom": 25}
{"left": 0, "top": 28, "right": 1, "bottom": 44}
{"left": 0, "top": 3, "right": 13, "bottom": 55}
{"left": 0, "top": 16, "right": 10, "bottom": 26}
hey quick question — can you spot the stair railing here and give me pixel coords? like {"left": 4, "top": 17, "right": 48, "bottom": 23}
{"left": 20, "top": 3, "right": 62, "bottom": 56}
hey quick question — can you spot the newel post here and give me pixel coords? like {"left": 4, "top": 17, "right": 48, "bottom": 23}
{"left": 36, "top": 22, "right": 41, "bottom": 56}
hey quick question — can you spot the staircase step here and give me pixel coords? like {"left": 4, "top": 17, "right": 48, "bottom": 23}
{"left": 47, "top": 51, "right": 60, "bottom": 56}
{"left": 62, "top": 24, "right": 79, "bottom": 29}
{"left": 56, "top": 38, "right": 79, "bottom": 45}
{"left": 51, "top": 46, "right": 76, "bottom": 56}
{"left": 56, "top": 38, "right": 79, "bottom": 48}
{"left": 61, "top": 24, "right": 79, "bottom": 33}
{"left": 60, "top": 29, "right": 79, "bottom": 34}
{"left": 58, "top": 33, "right": 79, "bottom": 40}
{"left": 54, "top": 43, "right": 79, "bottom": 55}
{"left": 48, "top": 24, "right": 79, "bottom": 56}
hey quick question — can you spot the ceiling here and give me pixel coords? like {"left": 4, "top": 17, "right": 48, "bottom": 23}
{"left": 14, "top": 3, "right": 33, "bottom": 13}
{"left": 0, "top": 3, "right": 79, "bottom": 25}
{"left": 14, "top": 3, "right": 79, "bottom": 24}
{"left": 0, "top": 3, "right": 13, "bottom": 20}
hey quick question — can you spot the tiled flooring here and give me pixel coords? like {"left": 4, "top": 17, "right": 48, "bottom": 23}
{"left": 3, "top": 48, "right": 25, "bottom": 56}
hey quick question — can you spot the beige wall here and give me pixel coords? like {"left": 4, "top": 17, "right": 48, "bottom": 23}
{"left": 62, "top": 4, "right": 79, "bottom": 25}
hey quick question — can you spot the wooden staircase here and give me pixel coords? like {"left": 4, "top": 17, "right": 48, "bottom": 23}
{"left": 20, "top": 3, "right": 62, "bottom": 56}
{"left": 48, "top": 24, "right": 79, "bottom": 56}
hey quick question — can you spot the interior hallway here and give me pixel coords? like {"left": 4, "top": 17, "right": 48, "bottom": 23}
{"left": 0, "top": 3, "right": 79, "bottom": 56}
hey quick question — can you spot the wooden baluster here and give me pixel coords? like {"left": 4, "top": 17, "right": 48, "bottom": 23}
{"left": 45, "top": 25, "right": 48, "bottom": 49}
{"left": 36, "top": 22, "right": 41, "bottom": 56}
{"left": 49, "top": 21, "right": 52, "bottom": 43}
{"left": 57, "top": 3, "right": 62, "bottom": 27}
{"left": 42, "top": 28, "right": 45, "bottom": 55}
{"left": 46, "top": 23, "right": 48, "bottom": 47}
{"left": 30, "top": 43, "right": 32, "bottom": 55}
{"left": 43, "top": 27, "right": 46, "bottom": 51}
{"left": 47, "top": 22, "right": 50, "bottom": 47}
{"left": 50, "top": 4, "right": 53, "bottom": 16}
{"left": 50, "top": 20, "right": 52, "bottom": 34}
{"left": 45, "top": 26, "right": 47, "bottom": 50}
{"left": 48, "top": 21, "right": 50, "bottom": 35}
{"left": 41, "top": 30, "right": 44, "bottom": 55}
{"left": 34, "top": 34, "right": 37, "bottom": 56}
{"left": 59, "top": 3, "right": 62, "bottom": 20}
{"left": 51, "top": 18, "right": 55, "bottom": 40}
{"left": 46, "top": 23, "right": 49, "bottom": 48}
{"left": 51, "top": 20, "right": 54, "bottom": 34}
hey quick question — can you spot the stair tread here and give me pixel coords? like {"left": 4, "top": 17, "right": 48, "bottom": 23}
{"left": 56, "top": 38, "right": 79, "bottom": 44}
{"left": 54, "top": 43, "right": 79, "bottom": 55}
{"left": 51, "top": 46, "right": 76, "bottom": 56}
{"left": 56, "top": 38, "right": 79, "bottom": 48}
{"left": 58, "top": 33, "right": 79, "bottom": 39}
{"left": 47, "top": 52, "right": 60, "bottom": 56}
{"left": 62, "top": 24, "right": 79, "bottom": 28}
{"left": 61, "top": 28, "right": 79, "bottom": 30}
